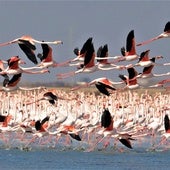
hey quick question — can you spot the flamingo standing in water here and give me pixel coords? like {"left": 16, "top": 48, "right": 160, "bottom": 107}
{"left": 137, "top": 21, "right": 170, "bottom": 46}
{"left": 0, "top": 35, "right": 63, "bottom": 64}
{"left": 0, "top": 56, "right": 49, "bottom": 75}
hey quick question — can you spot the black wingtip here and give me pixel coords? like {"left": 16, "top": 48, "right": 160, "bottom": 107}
{"left": 164, "top": 21, "right": 170, "bottom": 32}
{"left": 119, "top": 138, "right": 133, "bottom": 149}
{"left": 101, "top": 108, "right": 112, "bottom": 128}
{"left": 69, "top": 133, "right": 81, "bottom": 141}
{"left": 164, "top": 114, "right": 170, "bottom": 132}
{"left": 120, "top": 46, "right": 126, "bottom": 56}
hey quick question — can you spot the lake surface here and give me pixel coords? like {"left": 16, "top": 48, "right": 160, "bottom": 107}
{"left": 0, "top": 147, "right": 169, "bottom": 170}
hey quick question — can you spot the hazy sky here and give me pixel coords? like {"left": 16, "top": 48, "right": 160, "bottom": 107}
{"left": 0, "top": 1, "right": 169, "bottom": 85}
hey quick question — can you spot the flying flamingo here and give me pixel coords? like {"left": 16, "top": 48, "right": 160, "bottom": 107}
{"left": 0, "top": 73, "right": 46, "bottom": 92}
{"left": 60, "top": 37, "right": 93, "bottom": 68}
{"left": 57, "top": 38, "right": 97, "bottom": 79}
{"left": 0, "top": 35, "right": 63, "bottom": 64}
{"left": 135, "top": 51, "right": 170, "bottom": 79}
{"left": 164, "top": 114, "right": 170, "bottom": 133}
{"left": 87, "top": 108, "right": 134, "bottom": 151}
{"left": 26, "top": 91, "right": 75, "bottom": 106}
{"left": 96, "top": 44, "right": 126, "bottom": 70}
{"left": 0, "top": 114, "right": 12, "bottom": 127}
{"left": 137, "top": 21, "right": 170, "bottom": 46}
{"left": 1, "top": 73, "right": 22, "bottom": 92}
{"left": 34, "top": 42, "right": 66, "bottom": 69}
{"left": 94, "top": 30, "right": 139, "bottom": 63}
{"left": 71, "top": 77, "right": 124, "bottom": 96}
{"left": 0, "top": 56, "right": 49, "bottom": 75}
{"left": 134, "top": 49, "right": 163, "bottom": 67}
{"left": 149, "top": 79, "right": 170, "bottom": 88}
{"left": 116, "top": 30, "right": 139, "bottom": 62}
{"left": 119, "top": 65, "right": 140, "bottom": 89}
{"left": 157, "top": 114, "right": 170, "bottom": 145}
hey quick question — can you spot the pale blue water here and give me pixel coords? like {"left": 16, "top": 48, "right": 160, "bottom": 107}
{"left": 0, "top": 148, "right": 169, "bottom": 170}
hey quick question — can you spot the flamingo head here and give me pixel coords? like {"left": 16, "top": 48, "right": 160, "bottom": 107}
{"left": 10, "top": 56, "right": 20, "bottom": 62}
{"left": 53, "top": 40, "right": 63, "bottom": 45}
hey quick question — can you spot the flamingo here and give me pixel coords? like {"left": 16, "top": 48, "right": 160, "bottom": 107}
{"left": 135, "top": 51, "right": 170, "bottom": 79}
{"left": 0, "top": 56, "right": 49, "bottom": 75}
{"left": 96, "top": 44, "right": 126, "bottom": 70}
{"left": 57, "top": 38, "right": 97, "bottom": 79}
{"left": 26, "top": 91, "right": 75, "bottom": 106}
{"left": 134, "top": 49, "right": 163, "bottom": 67}
{"left": 119, "top": 65, "right": 140, "bottom": 89}
{"left": 0, "top": 73, "right": 22, "bottom": 92}
{"left": 116, "top": 30, "right": 139, "bottom": 62}
{"left": 26, "top": 116, "right": 50, "bottom": 142}
{"left": 157, "top": 114, "right": 170, "bottom": 145}
{"left": 0, "top": 114, "right": 12, "bottom": 127}
{"left": 33, "top": 42, "right": 66, "bottom": 69}
{"left": 71, "top": 77, "right": 123, "bottom": 96}
{"left": 60, "top": 37, "right": 93, "bottom": 68}
{"left": 164, "top": 114, "right": 170, "bottom": 133}
{"left": 0, "top": 72, "right": 46, "bottom": 92}
{"left": 137, "top": 21, "right": 170, "bottom": 46}
{"left": 26, "top": 91, "right": 58, "bottom": 106}
{"left": 0, "top": 35, "right": 63, "bottom": 64}
{"left": 35, "top": 116, "right": 50, "bottom": 132}
{"left": 88, "top": 108, "right": 134, "bottom": 151}
{"left": 149, "top": 79, "right": 170, "bottom": 88}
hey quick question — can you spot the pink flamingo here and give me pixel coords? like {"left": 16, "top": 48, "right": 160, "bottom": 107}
{"left": 0, "top": 35, "right": 63, "bottom": 64}
{"left": 135, "top": 51, "right": 169, "bottom": 79}
{"left": 71, "top": 77, "right": 123, "bottom": 96}
{"left": 0, "top": 73, "right": 46, "bottom": 92}
{"left": 34, "top": 42, "right": 67, "bottom": 69}
{"left": 0, "top": 56, "right": 49, "bottom": 75}
{"left": 134, "top": 49, "right": 163, "bottom": 67}
{"left": 119, "top": 65, "right": 140, "bottom": 89}
{"left": 149, "top": 79, "right": 170, "bottom": 88}
{"left": 88, "top": 108, "right": 134, "bottom": 151}
{"left": 137, "top": 21, "right": 170, "bottom": 46}
{"left": 116, "top": 30, "right": 139, "bottom": 62}
{"left": 96, "top": 44, "right": 126, "bottom": 70}
{"left": 57, "top": 38, "right": 97, "bottom": 79}
{"left": 60, "top": 37, "right": 93, "bottom": 68}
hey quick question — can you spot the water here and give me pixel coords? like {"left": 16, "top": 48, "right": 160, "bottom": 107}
{"left": 0, "top": 148, "right": 169, "bottom": 170}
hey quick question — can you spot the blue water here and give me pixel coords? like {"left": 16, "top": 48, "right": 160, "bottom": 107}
{"left": 0, "top": 148, "right": 169, "bottom": 170}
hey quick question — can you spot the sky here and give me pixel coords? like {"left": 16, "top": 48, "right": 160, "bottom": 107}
{"left": 0, "top": 0, "right": 169, "bottom": 86}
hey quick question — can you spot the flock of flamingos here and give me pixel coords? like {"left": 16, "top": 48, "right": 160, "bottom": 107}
{"left": 0, "top": 21, "right": 170, "bottom": 152}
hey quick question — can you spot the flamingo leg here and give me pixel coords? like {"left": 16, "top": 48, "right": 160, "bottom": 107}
{"left": 86, "top": 135, "right": 105, "bottom": 152}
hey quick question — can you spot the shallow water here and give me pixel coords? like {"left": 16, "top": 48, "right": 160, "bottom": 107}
{"left": 0, "top": 147, "right": 170, "bottom": 170}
